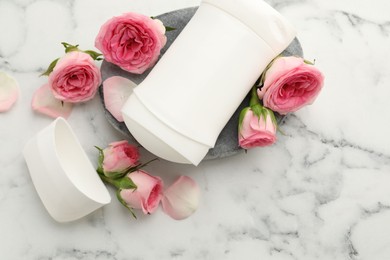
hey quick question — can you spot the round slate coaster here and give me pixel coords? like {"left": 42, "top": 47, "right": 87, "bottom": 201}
{"left": 99, "top": 7, "right": 303, "bottom": 161}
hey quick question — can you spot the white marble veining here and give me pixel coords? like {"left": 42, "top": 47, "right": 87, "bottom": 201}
{"left": 1, "top": 0, "right": 390, "bottom": 259}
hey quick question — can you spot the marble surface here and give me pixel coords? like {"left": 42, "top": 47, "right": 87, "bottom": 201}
{"left": 1, "top": 0, "right": 390, "bottom": 259}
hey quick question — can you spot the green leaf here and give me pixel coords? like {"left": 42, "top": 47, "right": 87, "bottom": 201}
{"left": 116, "top": 189, "right": 137, "bottom": 219}
{"left": 61, "top": 42, "right": 79, "bottom": 53}
{"left": 84, "top": 50, "right": 103, "bottom": 61}
{"left": 249, "top": 86, "right": 260, "bottom": 106}
{"left": 251, "top": 104, "right": 263, "bottom": 118}
{"left": 94, "top": 146, "right": 104, "bottom": 174}
{"left": 304, "top": 59, "right": 315, "bottom": 65}
{"left": 105, "top": 164, "right": 138, "bottom": 180}
{"left": 238, "top": 107, "right": 250, "bottom": 131}
{"left": 118, "top": 177, "right": 137, "bottom": 190}
{"left": 165, "top": 26, "right": 176, "bottom": 32}
{"left": 40, "top": 58, "right": 59, "bottom": 76}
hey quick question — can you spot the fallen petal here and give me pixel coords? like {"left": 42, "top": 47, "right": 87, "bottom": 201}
{"left": 32, "top": 83, "right": 73, "bottom": 118}
{"left": 0, "top": 71, "right": 19, "bottom": 112}
{"left": 162, "top": 176, "right": 200, "bottom": 220}
{"left": 103, "top": 76, "right": 137, "bottom": 122}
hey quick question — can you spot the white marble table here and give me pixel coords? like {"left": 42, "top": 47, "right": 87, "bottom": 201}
{"left": 1, "top": 0, "right": 390, "bottom": 259}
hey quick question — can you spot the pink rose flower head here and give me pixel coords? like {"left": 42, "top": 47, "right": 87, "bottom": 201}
{"left": 257, "top": 56, "right": 324, "bottom": 115}
{"left": 238, "top": 106, "right": 277, "bottom": 149}
{"left": 102, "top": 140, "right": 139, "bottom": 176}
{"left": 49, "top": 51, "right": 101, "bottom": 103}
{"left": 95, "top": 12, "right": 167, "bottom": 74}
{"left": 120, "top": 170, "right": 163, "bottom": 214}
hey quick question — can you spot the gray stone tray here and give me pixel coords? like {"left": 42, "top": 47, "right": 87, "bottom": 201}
{"left": 99, "top": 7, "right": 303, "bottom": 161}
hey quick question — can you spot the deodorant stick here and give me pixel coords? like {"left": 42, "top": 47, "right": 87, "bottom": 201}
{"left": 122, "top": 0, "right": 296, "bottom": 165}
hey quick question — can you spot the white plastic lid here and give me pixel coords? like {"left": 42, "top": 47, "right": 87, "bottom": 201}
{"left": 23, "top": 118, "right": 111, "bottom": 222}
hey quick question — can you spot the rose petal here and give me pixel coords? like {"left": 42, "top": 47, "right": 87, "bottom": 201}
{"left": 103, "top": 76, "right": 137, "bottom": 122}
{"left": 32, "top": 83, "right": 73, "bottom": 118}
{"left": 162, "top": 176, "right": 200, "bottom": 220}
{"left": 0, "top": 71, "right": 19, "bottom": 112}
{"left": 153, "top": 19, "right": 166, "bottom": 35}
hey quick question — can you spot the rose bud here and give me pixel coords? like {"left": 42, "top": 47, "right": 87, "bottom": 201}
{"left": 48, "top": 51, "right": 101, "bottom": 103}
{"left": 95, "top": 12, "right": 167, "bottom": 74}
{"left": 238, "top": 106, "right": 277, "bottom": 149}
{"left": 101, "top": 140, "right": 139, "bottom": 178}
{"left": 257, "top": 56, "right": 324, "bottom": 115}
{"left": 119, "top": 170, "right": 163, "bottom": 214}
{"left": 238, "top": 86, "right": 277, "bottom": 149}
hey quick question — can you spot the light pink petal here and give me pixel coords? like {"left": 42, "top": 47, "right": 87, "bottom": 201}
{"left": 153, "top": 19, "right": 166, "bottom": 35}
{"left": 32, "top": 83, "right": 73, "bottom": 118}
{"left": 103, "top": 76, "right": 137, "bottom": 122}
{"left": 0, "top": 71, "right": 19, "bottom": 112}
{"left": 162, "top": 176, "right": 200, "bottom": 220}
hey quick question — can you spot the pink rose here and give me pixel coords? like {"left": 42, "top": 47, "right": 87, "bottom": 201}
{"left": 120, "top": 170, "right": 163, "bottom": 214}
{"left": 95, "top": 12, "right": 167, "bottom": 74}
{"left": 102, "top": 140, "right": 139, "bottom": 176}
{"left": 238, "top": 107, "right": 277, "bottom": 149}
{"left": 49, "top": 51, "right": 101, "bottom": 103}
{"left": 257, "top": 56, "right": 324, "bottom": 115}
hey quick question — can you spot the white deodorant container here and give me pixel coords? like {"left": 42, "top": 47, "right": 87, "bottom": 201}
{"left": 23, "top": 118, "right": 111, "bottom": 222}
{"left": 122, "top": 0, "right": 296, "bottom": 165}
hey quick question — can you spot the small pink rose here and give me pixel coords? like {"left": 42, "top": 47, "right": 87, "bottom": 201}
{"left": 49, "top": 51, "right": 101, "bottom": 103}
{"left": 120, "top": 170, "right": 163, "bottom": 214}
{"left": 95, "top": 13, "right": 167, "bottom": 74}
{"left": 31, "top": 83, "right": 73, "bottom": 118}
{"left": 0, "top": 71, "right": 19, "bottom": 112}
{"left": 102, "top": 140, "right": 139, "bottom": 175}
{"left": 238, "top": 107, "right": 277, "bottom": 149}
{"left": 103, "top": 76, "right": 137, "bottom": 122}
{"left": 257, "top": 56, "right": 324, "bottom": 115}
{"left": 162, "top": 176, "right": 200, "bottom": 220}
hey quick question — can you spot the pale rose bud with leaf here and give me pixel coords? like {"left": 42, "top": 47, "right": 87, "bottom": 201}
{"left": 238, "top": 106, "right": 277, "bottom": 149}
{"left": 119, "top": 170, "right": 163, "bottom": 215}
{"left": 96, "top": 140, "right": 139, "bottom": 178}
{"left": 95, "top": 12, "right": 167, "bottom": 74}
{"left": 95, "top": 140, "right": 200, "bottom": 219}
{"left": 238, "top": 87, "right": 277, "bottom": 149}
{"left": 257, "top": 56, "right": 324, "bottom": 115}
